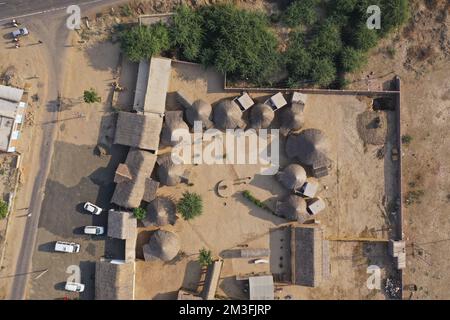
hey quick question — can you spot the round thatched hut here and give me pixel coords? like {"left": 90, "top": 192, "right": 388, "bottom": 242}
{"left": 277, "top": 164, "right": 307, "bottom": 191}
{"left": 275, "top": 195, "right": 310, "bottom": 223}
{"left": 143, "top": 197, "right": 177, "bottom": 227}
{"left": 213, "top": 99, "right": 245, "bottom": 130}
{"left": 280, "top": 102, "right": 305, "bottom": 135}
{"left": 185, "top": 99, "right": 213, "bottom": 129}
{"left": 285, "top": 129, "right": 330, "bottom": 168}
{"left": 249, "top": 103, "right": 274, "bottom": 129}
{"left": 356, "top": 111, "right": 387, "bottom": 145}
{"left": 157, "top": 155, "right": 185, "bottom": 186}
{"left": 143, "top": 229, "right": 180, "bottom": 262}
{"left": 160, "top": 111, "right": 189, "bottom": 147}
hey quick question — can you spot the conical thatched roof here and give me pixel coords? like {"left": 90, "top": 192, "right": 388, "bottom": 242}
{"left": 280, "top": 102, "right": 305, "bottom": 136}
{"left": 213, "top": 99, "right": 245, "bottom": 130}
{"left": 250, "top": 103, "right": 274, "bottom": 129}
{"left": 160, "top": 111, "right": 189, "bottom": 147}
{"left": 143, "top": 197, "right": 177, "bottom": 227}
{"left": 275, "top": 195, "right": 310, "bottom": 223}
{"left": 143, "top": 229, "right": 180, "bottom": 262}
{"left": 157, "top": 154, "right": 185, "bottom": 186}
{"left": 277, "top": 164, "right": 307, "bottom": 191}
{"left": 185, "top": 99, "right": 213, "bottom": 129}
{"left": 356, "top": 111, "right": 387, "bottom": 145}
{"left": 285, "top": 129, "right": 330, "bottom": 168}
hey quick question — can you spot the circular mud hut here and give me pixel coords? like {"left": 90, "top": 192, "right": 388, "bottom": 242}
{"left": 280, "top": 102, "right": 305, "bottom": 136}
{"left": 185, "top": 99, "right": 213, "bottom": 129}
{"left": 277, "top": 164, "right": 307, "bottom": 191}
{"left": 356, "top": 111, "right": 387, "bottom": 145}
{"left": 143, "top": 197, "right": 177, "bottom": 227}
{"left": 285, "top": 129, "right": 330, "bottom": 168}
{"left": 143, "top": 229, "right": 180, "bottom": 262}
{"left": 249, "top": 103, "right": 275, "bottom": 129}
{"left": 213, "top": 99, "right": 245, "bottom": 130}
{"left": 160, "top": 111, "right": 189, "bottom": 147}
{"left": 275, "top": 195, "right": 310, "bottom": 223}
{"left": 157, "top": 155, "right": 185, "bottom": 186}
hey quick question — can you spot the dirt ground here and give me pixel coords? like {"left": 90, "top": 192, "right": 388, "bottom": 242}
{"left": 133, "top": 60, "right": 399, "bottom": 300}
{"left": 27, "top": 30, "right": 130, "bottom": 299}
{"left": 344, "top": 0, "right": 450, "bottom": 299}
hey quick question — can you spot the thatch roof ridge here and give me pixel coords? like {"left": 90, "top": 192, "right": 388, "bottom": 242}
{"left": 213, "top": 99, "right": 245, "bottom": 130}
{"left": 143, "top": 197, "right": 177, "bottom": 227}
{"left": 277, "top": 164, "right": 307, "bottom": 191}
{"left": 143, "top": 229, "right": 180, "bottom": 262}
{"left": 161, "top": 110, "right": 189, "bottom": 147}
{"left": 250, "top": 103, "right": 274, "bottom": 129}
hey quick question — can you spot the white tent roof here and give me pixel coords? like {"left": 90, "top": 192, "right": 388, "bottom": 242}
{"left": 249, "top": 275, "right": 274, "bottom": 300}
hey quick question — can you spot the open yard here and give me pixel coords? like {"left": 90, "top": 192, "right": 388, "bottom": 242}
{"left": 134, "top": 62, "right": 400, "bottom": 300}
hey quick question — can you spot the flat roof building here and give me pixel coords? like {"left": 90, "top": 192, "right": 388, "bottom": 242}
{"left": 249, "top": 275, "right": 274, "bottom": 300}
{"left": 0, "top": 85, "right": 26, "bottom": 152}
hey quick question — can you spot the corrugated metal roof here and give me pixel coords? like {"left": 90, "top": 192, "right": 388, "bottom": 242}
{"left": 0, "top": 85, "right": 23, "bottom": 103}
{"left": 249, "top": 275, "right": 274, "bottom": 300}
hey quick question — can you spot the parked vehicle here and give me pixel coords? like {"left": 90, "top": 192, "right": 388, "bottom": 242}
{"left": 54, "top": 241, "right": 80, "bottom": 253}
{"left": 83, "top": 202, "right": 102, "bottom": 215}
{"left": 11, "top": 28, "right": 29, "bottom": 38}
{"left": 84, "top": 226, "right": 105, "bottom": 235}
{"left": 65, "top": 282, "right": 85, "bottom": 292}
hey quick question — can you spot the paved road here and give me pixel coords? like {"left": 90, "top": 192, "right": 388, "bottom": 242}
{"left": 6, "top": 0, "right": 128, "bottom": 300}
{"left": 0, "top": 0, "right": 107, "bottom": 21}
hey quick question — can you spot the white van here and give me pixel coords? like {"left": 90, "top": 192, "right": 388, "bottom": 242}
{"left": 65, "top": 282, "right": 85, "bottom": 292}
{"left": 84, "top": 226, "right": 104, "bottom": 235}
{"left": 54, "top": 241, "right": 80, "bottom": 253}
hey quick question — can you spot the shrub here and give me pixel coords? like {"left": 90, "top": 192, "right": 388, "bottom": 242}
{"left": 119, "top": 23, "right": 170, "bottom": 62}
{"left": 285, "top": 32, "right": 313, "bottom": 82}
{"left": 83, "top": 88, "right": 101, "bottom": 103}
{"left": 340, "top": 47, "right": 367, "bottom": 72}
{"left": 177, "top": 191, "right": 203, "bottom": 220}
{"left": 348, "top": 23, "right": 379, "bottom": 51}
{"left": 284, "top": 0, "right": 319, "bottom": 27}
{"left": 401, "top": 134, "right": 413, "bottom": 145}
{"left": 198, "top": 248, "right": 213, "bottom": 267}
{"left": 382, "top": 0, "right": 410, "bottom": 35}
{"left": 170, "top": 5, "right": 204, "bottom": 61}
{"left": 242, "top": 190, "right": 270, "bottom": 211}
{"left": 0, "top": 200, "right": 8, "bottom": 219}
{"left": 310, "top": 58, "right": 337, "bottom": 87}
{"left": 133, "top": 207, "right": 146, "bottom": 220}
{"left": 309, "top": 18, "right": 343, "bottom": 58}
{"left": 198, "top": 4, "right": 280, "bottom": 84}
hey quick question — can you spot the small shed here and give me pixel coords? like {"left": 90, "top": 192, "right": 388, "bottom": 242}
{"left": 234, "top": 92, "right": 254, "bottom": 111}
{"left": 295, "top": 178, "right": 320, "bottom": 198}
{"left": 306, "top": 197, "right": 326, "bottom": 215}
{"left": 249, "top": 275, "right": 274, "bottom": 300}
{"left": 265, "top": 92, "right": 287, "bottom": 110}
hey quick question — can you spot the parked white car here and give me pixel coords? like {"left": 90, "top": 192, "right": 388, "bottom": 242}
{"left": 54, "top": 241, "right": 80, "bottom": 253}
{"left": 84, "top": 226, "right": 105, "bottom": 235}
{"left": 11, "top": 27, "right": 29, "bottom": 38}
{"left": 83, "top": 202, "right": 102, "bottom": 215}
{"left": 65, "top": 282, "right": 85, "bottom": 292}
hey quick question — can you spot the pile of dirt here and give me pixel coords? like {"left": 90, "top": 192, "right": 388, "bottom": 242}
{"left": 1, "top": 66, "right": 24, "bottom": 88}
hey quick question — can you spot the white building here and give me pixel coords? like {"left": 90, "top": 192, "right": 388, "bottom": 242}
{"left": 0, "top": 85, "right": 27, "bottom": 153}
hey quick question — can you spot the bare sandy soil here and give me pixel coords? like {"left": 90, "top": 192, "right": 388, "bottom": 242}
{"left": 345, "top": 0, "right": 450, "bottom": 299}
{"left": 134, "top": 61, "right": 399, "bottom": 300}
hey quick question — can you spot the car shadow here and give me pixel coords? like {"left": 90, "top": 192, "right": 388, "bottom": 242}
{"left": 37, "top": 241, "right": 55, "bottom": 253}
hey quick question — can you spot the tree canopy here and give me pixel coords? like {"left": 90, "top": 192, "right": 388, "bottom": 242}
{"left": 284, "top": 0, "right": 319, "bottom": 27}
{"left": 177, "top": 191, "right": 203, "bottom": 220}
{"left": 119, "top": 23, "right": 170, "bottom": 62}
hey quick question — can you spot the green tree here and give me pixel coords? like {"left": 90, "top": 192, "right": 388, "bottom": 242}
{"left": 382, "top": 0, "right": 410, "bottom": 35}
{"left": 309, "top": 18, "right": 343, "bottom": 58}
{"left": 310, "top": 58, "right": 337, "bottom": 87}
{"left": 349, "top": 23, "right": 379, "bottom": 51}
{"left": 133, "top": 207, "right": 146, "bottom": 220}
{"left": 0, "top": 200, "right": 8, "bottom": 219}
{"left": 177, "top": 191, "right": 203, "bottom": 220}
{"left": 83, "top": 88, "right": 101, "bottom": 103}
{"left": 171, "top": 5, "right": 204, "bottom": 61}
{"left": 340, "top": 47, "right": 367, "bottom": 72}
{"left": 119, "top": 23, "right": 170, "bottom": 62}
{"left": 198, "top": 4, "right": 280, "bottom": 84}
{"left": 284, "top": 0, "right": 319, "bottom": 27}
{"left": 198, "top": 248, "right": 213, "bottom": 267}
{"left": 284, "top": 32, "right": 313, "bottom": 84}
